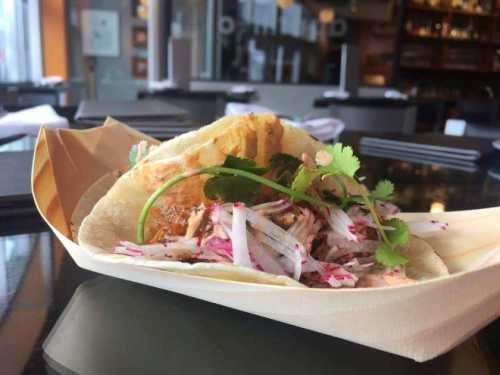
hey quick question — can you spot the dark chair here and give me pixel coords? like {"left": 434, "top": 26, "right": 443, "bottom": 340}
{"left": 454, "top": 100, "right": 500, "bottom": 139}
{"left": 0, "top": 84, "right": 60, "bottom": 106}
{"left": 457, "top": 100, "right": 497, "bottom": 127}
{"left": 15, "top": 87, "right": 59, "bottom": 106}
{"left": 139, "top": 89, "right": 225, "bottom": 125}
{"left": 314, "top": 96, "right": 417, "bottom": 134}
{"left": 0, "top": 86, "right": 17, "bottom": 105}
{"left": 415, "top": 101, "right": 446, "bottom": 132}
{"left": 138, "top": 88, "right": 256, "bottom": 125}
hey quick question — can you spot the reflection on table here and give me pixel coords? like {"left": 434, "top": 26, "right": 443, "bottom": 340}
{"left": 44, "top": 276, "right": 497, "bottom": 375}
{"left": 0, "top": 232, "right": 60, "bottom": 374}
{"left": 0, "top": 135, "right": 36, "bottom": 152}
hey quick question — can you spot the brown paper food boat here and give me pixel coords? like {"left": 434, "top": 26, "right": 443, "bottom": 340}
{"left": 31, "top": 118, "right": 500, "bottom": 362}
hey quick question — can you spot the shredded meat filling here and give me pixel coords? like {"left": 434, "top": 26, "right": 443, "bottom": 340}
{"left": 185, "top": 204, "right": 208, "bottom": 239}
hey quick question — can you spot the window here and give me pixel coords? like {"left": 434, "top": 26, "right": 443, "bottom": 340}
{"left": 0, "top": 0, "right": 42, "bottom": 82}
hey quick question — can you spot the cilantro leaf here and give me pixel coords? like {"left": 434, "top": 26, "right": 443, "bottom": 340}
{"left": 320, "top": 143, "right": 360, "bottom": 178}
{"left": 374, "top": 218, "right": 410, "bottom": 267}
{"left": 371, "top": 180, "right": 394, "bottom": 201}
{"left": 375, "top": 243, "right": 409, "bottom": 267}
{"left": 204, "top": 176, "right": 260, "bottom": 204}
{"left": 333, "top": 179, "right": 394, "bottom": 209}
{"left": 385, "top": 218, "right": 410, "bottom": 246}
{"left": 222, "top": 155, "right": 268, "bottom": 175}
{"left": 203, "top": 155, "right": 268, "bottom": 204}
{"left": 128, "top": 144, "right": 139, "bottom": 168}
{"left": 322, "top": 190, "right": 338, "bottom": 203}
{"left": 289, "top": 143, "right": 361, "bottom": 198}
{"left": 270, "top": 153, "right": 301, "bottom": 173}
{"left": 290, "top": 165, "right": 322, "bottom": 196}
{"left": 269, "top": 153, "right": 302, "bottom": 186}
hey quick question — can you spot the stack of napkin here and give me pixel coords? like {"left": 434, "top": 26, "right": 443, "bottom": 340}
{"left": 0, "top": 105, "right": 69, "bottom": 138}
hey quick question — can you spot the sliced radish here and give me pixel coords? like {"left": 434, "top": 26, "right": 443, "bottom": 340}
{"left": 231, "top": 203, "right": 253, "bottom": 268}
{"left": 247, "top": 232, "right": 287, "bottom": 275}
{"left": 244, "top": 207, "right": 304, "bottom": 280}
{"left": 326, "top": 208, "right": 358, "bottom": 241}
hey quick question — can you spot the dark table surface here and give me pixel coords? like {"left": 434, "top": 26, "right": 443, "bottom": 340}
{"left": 0, "top": 136, "right": 44, "bottom": 235}
{"left": 2, "top": 132, "right": 500, "bottom": 374}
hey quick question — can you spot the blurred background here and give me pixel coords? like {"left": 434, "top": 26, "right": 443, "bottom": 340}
{"left": 2, "top": 0, "right": 500, "bottom": 136}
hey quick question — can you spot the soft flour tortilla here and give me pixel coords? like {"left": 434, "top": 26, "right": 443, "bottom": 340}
{"left": 400, "top": 237, "right": 449, "bottom": 280}
{"left": 78, "top": 113, "right": 448, "bottom": 287}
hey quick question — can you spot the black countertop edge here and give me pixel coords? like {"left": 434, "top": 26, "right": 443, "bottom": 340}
{"left": 314, "top": 96, "right": 417, "bottom": 108}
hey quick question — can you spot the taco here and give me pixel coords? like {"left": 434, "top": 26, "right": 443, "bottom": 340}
{"left": 78, "top": 113, "right": 449, "bottom": 288}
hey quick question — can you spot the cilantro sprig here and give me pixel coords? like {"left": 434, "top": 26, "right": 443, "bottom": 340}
{"left": 338, "top": 179, "right": 394, "bottom": 208}
{"left": 385, "top": 218, "right": 409, "bottom": 246}
{"left": 291, "top": 166, "right": 322, "bottom": 194}
{"left": 290, "top": 144, "right": 361, "bottom": 202}
{"left": 136, "top": 144, "right": 409, "bottom": 268}
{"left": 289, "top": 144, "right": 408, "bottom": 267}
{"left": 290, "top": 144, "right": 360, "bottom": 196}
{"left": 375, "top": 218, "right": 409, "bottom": 267}
{"left": 320, "top": 143, "right": 361, "bottom": 178}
